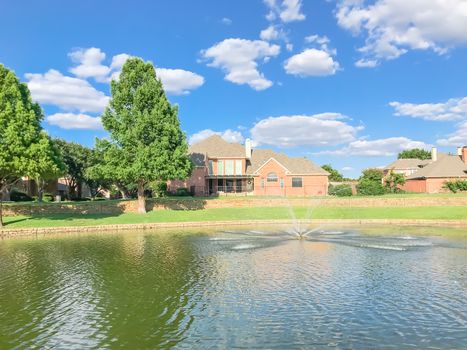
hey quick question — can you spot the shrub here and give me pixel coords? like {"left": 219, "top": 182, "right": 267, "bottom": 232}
{"left": 175, "top": 188, "right": 191, "bottom": 196}
{"left": 444, "top": 180, "right": 467, "bottom": 193}
{"left": 329, "top": 184, "right": 353, "bottom": 197}
{"left": 153, "top": 182, "right": 168, "bottom": 197}
{"left": 10, "top": 190, "right": 33, "bottom": 202}
{"left": 356, "top": 178, "right": 387, "bottom": 196}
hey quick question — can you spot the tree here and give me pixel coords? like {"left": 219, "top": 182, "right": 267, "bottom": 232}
{"left": 0, "top": 64, "right": 62, "bottom": 226}
{"left": 55, "top": 139, "right": 91, "bottom": 199}
{"left": 384, "top": 171, "right": 406, "bottom": 193}
{"left": 357, "top": 168, "right": 386, "bottom": 196}
{"left": 398, "top": 148, "right": 431, "bottom": 160}
{"left": 322, "top": 164, "right": 344, "bottom": 182}
{"left": 96, "top": 57, "right": 193, "bottom": 213}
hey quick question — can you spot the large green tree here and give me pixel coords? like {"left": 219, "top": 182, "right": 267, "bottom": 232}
{"left": 322, "top": 164, "right": 344, "bottom": 182}
{"left": 0, "top": 64, "right": 63, "bottom": 226}
{"left": 96, "top": 57, "right": 192, "bottom": 213}
{"left": 398, "top": 148, "right": 431, "bottom": 160}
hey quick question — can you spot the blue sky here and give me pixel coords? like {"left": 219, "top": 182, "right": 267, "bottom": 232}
{"left": 1, "top": 0, "right": 467, "bottom": 178}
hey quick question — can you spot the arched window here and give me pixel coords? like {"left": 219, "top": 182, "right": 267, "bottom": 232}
{"left": 267, "top": 172, "right": 278, "bottom": 182}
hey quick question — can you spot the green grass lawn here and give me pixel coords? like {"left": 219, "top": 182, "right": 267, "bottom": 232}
{"left": 3, "top": 206, "right": 467, "bottom": 229}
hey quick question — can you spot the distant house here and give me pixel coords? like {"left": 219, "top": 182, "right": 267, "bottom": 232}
{"left": 384, "top": 147, "right": 467, "bottom": 193}
{"left": 169, "top": 135, "right": 329, "bottom": 196}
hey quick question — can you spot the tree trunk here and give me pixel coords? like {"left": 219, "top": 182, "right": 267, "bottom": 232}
{"left": 137, "top": 180, "right": 146, "bottom": 214}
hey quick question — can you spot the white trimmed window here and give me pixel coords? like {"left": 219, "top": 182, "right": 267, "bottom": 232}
{"left": 267, "top": 172, "right": 278, "bottom": 182}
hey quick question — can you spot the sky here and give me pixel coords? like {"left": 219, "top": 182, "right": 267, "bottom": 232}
{"left": 1, "top": 0, "right": 467, "bottom": 178}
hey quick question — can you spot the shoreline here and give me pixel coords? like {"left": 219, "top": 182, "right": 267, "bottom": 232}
{"left": 1, "top": 218, "right": 467, "bottom": 238}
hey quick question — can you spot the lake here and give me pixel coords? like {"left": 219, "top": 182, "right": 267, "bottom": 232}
{"left": 0, "top": 226, "right": 466, "bottom": 349}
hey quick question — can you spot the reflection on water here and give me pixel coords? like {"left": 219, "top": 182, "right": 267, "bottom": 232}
{"left": 0, "top": 227, "right": 466, "bottom": 349}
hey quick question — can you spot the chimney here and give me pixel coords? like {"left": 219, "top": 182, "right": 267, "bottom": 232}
{"left": 462, "top": 146, "right": 467, "bottom": 164}
{"left": 457, "top": 147, "right": 463, "bottom": 156}
{"left": 245, "top": 139, "right": 252, "bottom": 159}
{"left": 431, "top": 147, "right": 438, "bottom": 162}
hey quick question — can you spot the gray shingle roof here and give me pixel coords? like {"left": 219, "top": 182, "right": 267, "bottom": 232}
{"left": 189, "top": 135, "right": 245, "bottom": 166}
{"left": 384, "top": 158, "right": 430, "bottom": 170}
{"left": 407, "top": 155, "right": 467, "bottom": 179}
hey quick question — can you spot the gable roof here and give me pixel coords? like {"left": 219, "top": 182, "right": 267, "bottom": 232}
{"left": 189, "top": 135, "right": 328, "bottom": 175}
{"left": 384, "top": 158, "right": 430, "bottom": 170}
{"left": 407, "top": 155, "right": 467, "bottom": 179}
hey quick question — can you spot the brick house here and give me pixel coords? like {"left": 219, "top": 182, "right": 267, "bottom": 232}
{"left": 384, "top": 147, "right": 467, "bottom": 193}
{"left": 169, "top": 135, "right": 329, "bottom": 196}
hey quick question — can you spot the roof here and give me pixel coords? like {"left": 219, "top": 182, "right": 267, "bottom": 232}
{"left": 189, "top": 135, "right": 245, "bottom": 166}
{"left": 246, "top": 149, "right": 328, "bottom": 175}
{"left": 384, "top": 158, "right": 430, "bottom": 170}
{"left": 407, "top": 155, "right": 467, "bottom": 179}
{"left": 189, "top": 135, "right": 328, "bottom": 175}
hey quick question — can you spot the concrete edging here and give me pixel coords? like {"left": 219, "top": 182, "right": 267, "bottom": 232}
{"left": 1, "top": 219, "right": 467, "bottom": 238}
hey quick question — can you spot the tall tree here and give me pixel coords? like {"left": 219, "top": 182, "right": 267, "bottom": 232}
{"left": 0, "top": 64, "right": 62, "bottom": 226}
{"left": 97, "top": 57, "right": 192, "bottom": 213}
{"left": 322, "top": 164, "right": 344, "bottom": 182}
{"left": 398, "top": 148, "right": 431, "bottom": 160}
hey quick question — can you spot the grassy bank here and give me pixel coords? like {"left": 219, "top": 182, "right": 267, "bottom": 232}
{"left": 3, "top": 206, "right": 467, "bottom": 229}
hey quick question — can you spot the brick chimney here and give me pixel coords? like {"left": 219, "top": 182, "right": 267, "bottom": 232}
{"left": 462, "top": 146, "right": 467, "bottom": 164}
{"left": 431, "top": 147, "right": 438, "bottom": 162}
{"left": 245, "top": 139, "right": 252, "bottom": 159}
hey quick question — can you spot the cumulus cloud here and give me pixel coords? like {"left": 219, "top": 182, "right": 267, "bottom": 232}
{"left": 156, "top": 68, "right": 205, "bottom": 95}
{"left": 202, "top": 38, "right": 280, "bottom": 90}
{"left": 390, "top": 97, "right": 467, "bottom": 121}
{"left": 69, "top": 47, "right": 112, "bottom": 83}
{"left": 260, "top": 25, "right": 280, "bottom": 41}
{"left": 250, "top": 114, "right": 362, "bottom": 147}
{"left": 264, "top": 0, "right": 306, "bottom": 23}
{"left": 189, "top": 129, "right": 245, "bottom": 144}
{"left": 46, "top": 113, "right": 103, "bottom": 130}
{"left": 437, "top": 121, "right": 467, "bottom": 146}
{"left": 317, "top": 137, "right": 431, "bottom": 157}
{"left": 284, "top": 48, "right": 340, "bottom": 76}
{"left": 25, "top": 69, "right": 109, "bottom": 113}
{"left": 336, "top": 0, "right": 467, "bottom": 66}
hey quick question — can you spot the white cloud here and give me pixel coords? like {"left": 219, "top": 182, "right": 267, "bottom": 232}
{"left": 342, "top": 166, "right": 353, "bottom": 171}
{"left": 202, "top": 38, "right": 280, "bottom": 90}
{"left": 264, "top": 0, "right": 306, "bottom": 23}
{"left": 189, "top": 129, "right": 244, "bottom": 145}
{"left": 156, "top": 68, "right": 205, "bottom": 95}
{"left": 336, "top": 0, "right": 467, "bottom": 65}
{"left": 390, "top": 97, "right": 467, "bottom": 121}
{"left": 317, "top": 137, "right": 431, "bottom": 157}
{"left": 437, "top": 121, "right": 467, "bottom": 146}
{"left": 305, "top": 34, "right": 330, "bottom": 46}
{"left": 260, "top": 25, "right": 280, "bottom": 41}
{"left": 221, "top": 17, "right": 232, "bottom": 25}
{"left": 69, "top": 47, "right": 111, "bottom": 83}
{"left": 355, "top": 58, "right": 378, "bottom": 68}
{"left": 46, "top": 113, "right": 103, "bottom": 130}
{"left": 284, "top": 48, "right": 340, "bottom": 76}
{"left": 250, "top": 114, "right": 362, "bottom": 147}
{"left": 25, "top": 69, "right": 109, "bottom": 113}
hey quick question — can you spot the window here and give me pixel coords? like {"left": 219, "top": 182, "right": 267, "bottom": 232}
{"left": 261, "top": 178, "right": 265, "bottom": 188}
{"left": 235, "top": 160, "right": 243, "bottom": 175}
{"left": 217, "top": 160, "right": 224, "bottom": 175}
{"left": 267, "top": 172, "right": 278, "bottom": 182}
{"left": 292, "top": 177, "right": 302, "bottom": 188}
{"left": 208, "top": 160, "right": 213, "bottom": 175}
{"left": 225, "top": 160, "right": 234, "bottom": 176}
{"left": 280, "top": 178, "right": 284, "bottom": 188}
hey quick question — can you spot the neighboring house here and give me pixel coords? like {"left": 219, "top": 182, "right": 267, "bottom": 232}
{"left": 384, "top": 147, "right": 467, "bottom": 193}
{"left": 383, "top": 158, "right": 431, "bottom": 177}
{"left": 169, "top": 135, "right": 329, "bottom": 196}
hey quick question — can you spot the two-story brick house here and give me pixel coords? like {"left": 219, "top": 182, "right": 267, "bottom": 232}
{"left": 169, "top": 135, "right": 329, "bottom": 196}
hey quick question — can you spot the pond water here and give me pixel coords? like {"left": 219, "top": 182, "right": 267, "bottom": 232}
{"left": 0, "top": 227, "right": 466, "bottom": 349}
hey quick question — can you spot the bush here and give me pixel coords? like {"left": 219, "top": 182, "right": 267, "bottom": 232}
{"left": 329, "top": 184, "right": 353, "bottom": 197}
{"left": 356, "top": 178, "right": 387, "bottom": 196}
{"left": 175, "top": 188, "right": 191, "bottom": 196}
{"left": 153, "top": 182, "right": 168, "bottom": 197}
{"left": 10, "top": 190, "right": 33, "bottom": 202}
{"left": 444, "top": 180, "right": 467, "bottom": 193}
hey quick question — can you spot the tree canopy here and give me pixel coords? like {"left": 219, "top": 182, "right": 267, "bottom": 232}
{"left": 95, "top": 57, "right": 193, "bottom": 213}
{"left": 398, "top": 148, "right": 431, "bottom": 160}
{"left": 0, "top": 64, "right": 64, "bottom": 225}
{"left": 322, "top": 164, "right": 344, "bottom": 182}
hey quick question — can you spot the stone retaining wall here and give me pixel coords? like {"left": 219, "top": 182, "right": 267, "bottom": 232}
{"left": 1, "top": 219, "right": 467, "bottom": 238}
{"left": 3, "top": 196, "right": 467, "bottom": 217}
